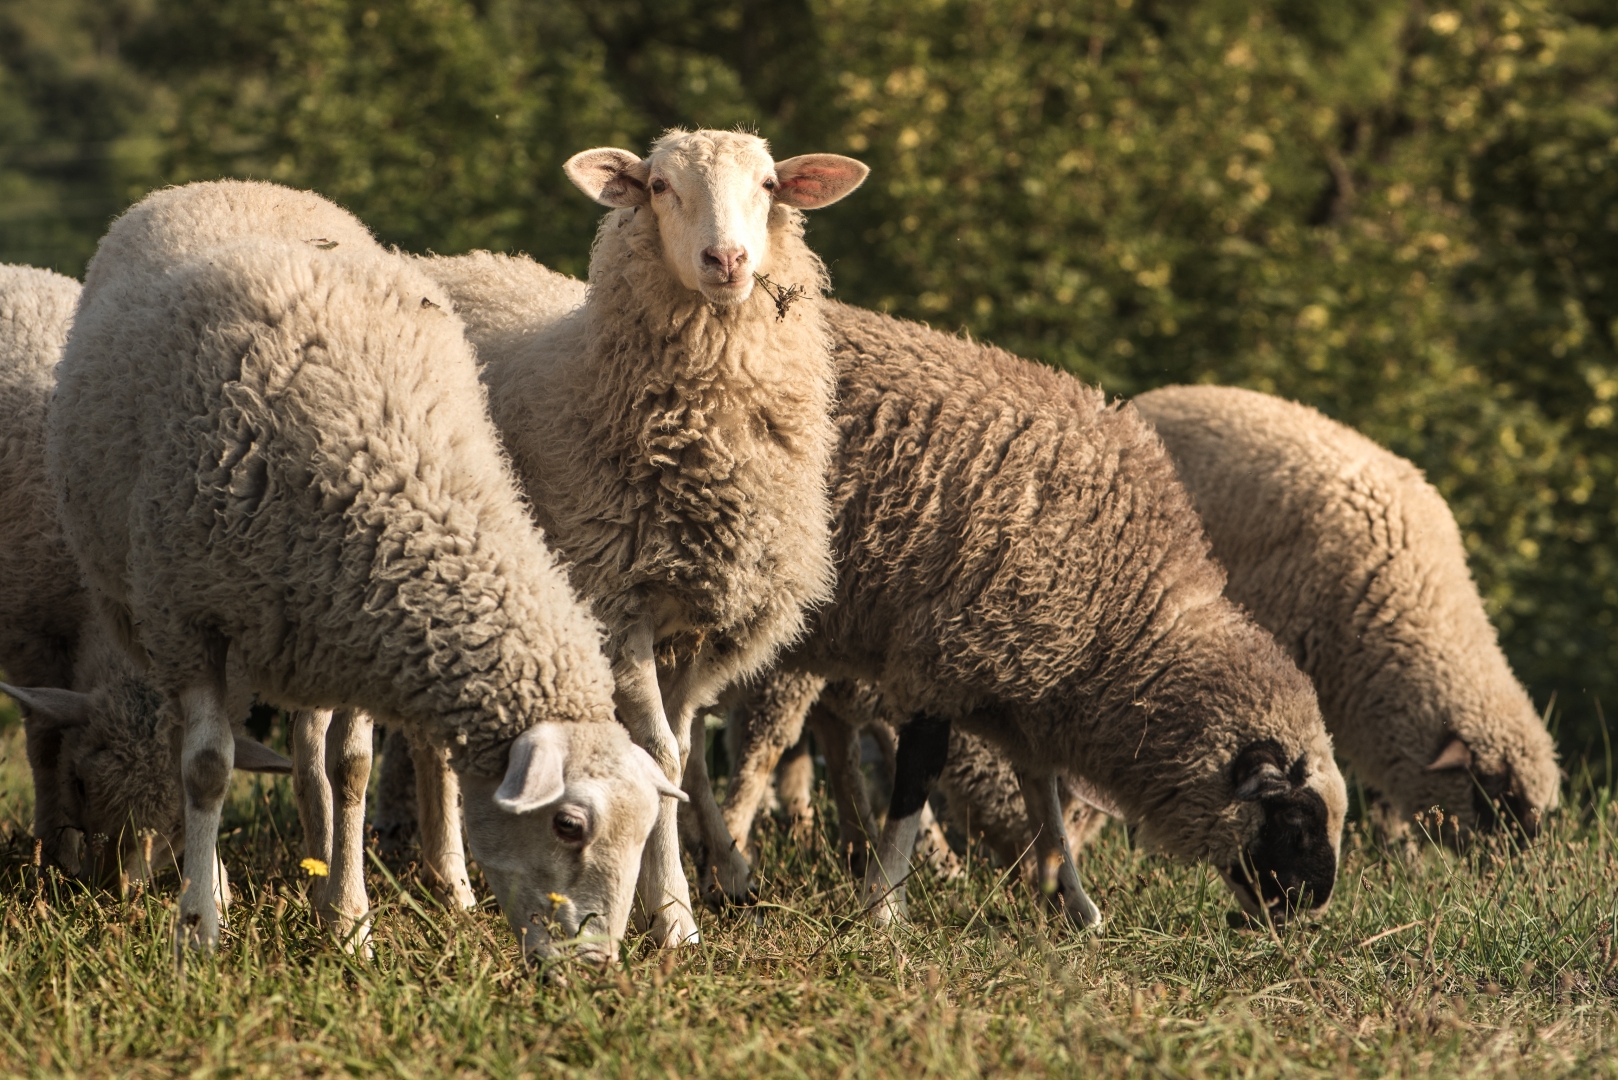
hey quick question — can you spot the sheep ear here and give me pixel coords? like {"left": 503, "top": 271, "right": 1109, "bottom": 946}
{"left": 772, "top": 154, "right": 870, "bottom": 209}
{"left": 495, "top": 724, "right": 569, "bottom": 814}
{"left": 232, "top": 736, "right": 292, "bottom": 774}
{"left": 634, "top": 745, "right": 688, "bottom": 803}
{"left": 564, "top": 148, "right": 651, "bottom": 208}
{"left": 2, "top": 683, "right": 92, "bottom": 732}
{"left": 1425, "top": 736, "right": 1473, "bottom": 772}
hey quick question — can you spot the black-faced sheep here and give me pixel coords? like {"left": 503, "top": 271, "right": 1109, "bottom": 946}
{"left": 1133, "top": 385, "right": 1560, "bottom": 844}
{"left": 0, "top": 263, "right": 290, "bottom": 893}
{"left": 773, "top": 302, "right": 1345, "bottom": 927}
{"left": 423, "top": 130, "right": 867, "bottom": 944}
{"left": 50, "top": 181, "right": 682, "bottom": 960}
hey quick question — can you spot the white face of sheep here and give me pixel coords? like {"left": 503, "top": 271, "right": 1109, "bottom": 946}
{"left": 460, "top": 721, "right": 685, "bottom": 969}
{"left": 564, "top": 130, "right": 869, "bottom": 304}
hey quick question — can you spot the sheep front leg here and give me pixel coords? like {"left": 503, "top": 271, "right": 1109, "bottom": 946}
{"left": 864, "top": 713, "right": 950, "bottom": 928}
{"left": 323, "top": 708, "right": 374, "bottom": 951}
{"left": 291, "top": 709, "right": 334, "bottom": 910}
{"left": 721, "top": 671, "right": 826, "bottom": 855}
{"left": 665, "top": 656, "right": 754, "bottom": 908}
{"left": 1017, "top": 769, "right": 1101, "bottom": 929}
{"left": 612, "top": 615, "right": 699, "bottom": 947}
{"left": 409, "top": 735, "right": 476, "bottom": 910}
{"left": 176, "top": 685, "right": 236, "bottom": 952}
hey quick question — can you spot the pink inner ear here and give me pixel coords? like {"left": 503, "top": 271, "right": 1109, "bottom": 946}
{"left": 774, "top": 155, "right": 869, "bottom": 208}
{"left": 1425, "top": 737, "right": 1473, "bottom": 772}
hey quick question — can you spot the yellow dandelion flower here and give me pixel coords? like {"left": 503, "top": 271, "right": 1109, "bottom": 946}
{"left": 547, "top": 892, "right": 569, "bottom": 907}
{"left": 300, "top": 858, "right": 330, "bottom": 878}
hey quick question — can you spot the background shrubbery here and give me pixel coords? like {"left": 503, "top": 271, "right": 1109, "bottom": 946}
{"left": 5, "top": 0, "right": 1617, "bottom": 757}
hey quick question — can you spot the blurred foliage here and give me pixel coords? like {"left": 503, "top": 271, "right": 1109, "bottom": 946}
{"left": 3, "top": 0, "right": 1617, "bottom": 753}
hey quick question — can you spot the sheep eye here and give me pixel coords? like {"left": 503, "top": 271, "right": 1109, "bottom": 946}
{"left": 553, "top": 811, "right": 587, "bottom": 843}
{"left": 650, "top": 178, "right": 667, "bottom": 195}
{"left": 763, "top": 177, "right": 777, "bottom": 192}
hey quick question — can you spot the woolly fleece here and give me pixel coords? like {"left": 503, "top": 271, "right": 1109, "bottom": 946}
{"left": 1133, "top": 385, "right": 1560, "bottom": 839}
{"left": 51, "top": 180, "right": 618, "bottom": 778}
{"left": 795, "top": 302, "right": 1344, "bottom": 874}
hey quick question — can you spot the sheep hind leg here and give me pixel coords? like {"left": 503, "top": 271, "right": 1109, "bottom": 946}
{"left": 720, "top": 671, "right": 826, "bottom": 859}
{"left": 409, "top": 734, "right": 476, "bottom": 910}
{"left": 863, "top": 713, "right": 950, "bottom": 928}
{"left": 1017, "top": 769, "right": 1101, "bottom": 929}
{"left": 322, "top": 708, "right": 374, "bottom": 954}
{"left": 777, "top": 733, "right": 816, "bottom": 844}
{"left": 290, "top": 709, "right": 334, "bottom": 911}
{"left": 175, "top": 684, "right": 238, "bottom": 953}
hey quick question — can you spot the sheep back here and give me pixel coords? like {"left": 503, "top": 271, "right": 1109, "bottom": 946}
{"left": 53, "top": 183, "right": 616, "bottom": 775}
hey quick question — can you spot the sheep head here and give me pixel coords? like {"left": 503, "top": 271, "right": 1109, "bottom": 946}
{"left": 2, "top": 676, "right": 290, "bottom": 890}
{"left": 564, "top": 129, "right": 867, "bottom": 304}
{"left": 460, "top": 721, "right": 685, "bottom": 970}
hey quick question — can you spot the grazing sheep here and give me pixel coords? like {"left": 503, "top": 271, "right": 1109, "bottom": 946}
{"left": 0, "top": 263, "right": 289, "bottom": 893}
{"left": 419, "top": 130, "right": 868, "bottom": 943}
{"left": 1133, "top": 385, "right": 1560, "bottom": 844}
{"left": 778, "top": 302, "right": 1345, "bottom": 928}
{"left": 50, "top": 180, "right": 682, "bottom": 960}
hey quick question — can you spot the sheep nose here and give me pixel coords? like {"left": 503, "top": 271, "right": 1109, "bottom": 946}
{"left": 702, "top": 246, "right": 747, "bottom": 279}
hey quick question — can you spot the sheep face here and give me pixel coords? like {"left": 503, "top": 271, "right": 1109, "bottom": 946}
{"left": 564, "top": 129, "right": 867, "bottom": 304}
{"left": 3, "top": 676, "right": 289, "bottom": 890}
{"left": 1218, "top": 736, "right": 1347, "bottom": 925}
{"left": 1412, "top": 720, "right": 1561, "bottom": 845}
{"left": 461, "top": 721, "right": 683, "bottom": 968}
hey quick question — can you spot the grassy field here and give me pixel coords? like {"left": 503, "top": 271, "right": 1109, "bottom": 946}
{"left": 0, "top": 715, "right": 1615, "bottom": 1079}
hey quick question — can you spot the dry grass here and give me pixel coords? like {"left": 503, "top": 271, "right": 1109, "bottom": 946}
{"left": 0, "top": 718, "right": 1613, "bottom": 1078}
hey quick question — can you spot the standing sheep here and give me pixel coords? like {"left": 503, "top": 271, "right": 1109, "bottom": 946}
{"left": 420, "top": 130, "right": 868, "bottom": 943}
{"left": 50, "top": 180, "right": 682, "bottom": 960}
{"left": 775, "top": 302, "right": 1345, "bottom": 927}
{"left": 0, "top": 263, "right": 289, "bottom": 893}
{"left": 1133, "top": 385, "right": 1560, "bottom": 843}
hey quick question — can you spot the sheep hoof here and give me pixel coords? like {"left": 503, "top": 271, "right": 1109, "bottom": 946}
{"left": 649, "top": 907, "right": 701, "bottom": 948}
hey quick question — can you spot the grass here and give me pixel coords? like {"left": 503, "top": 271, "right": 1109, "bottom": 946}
{"left": 0, "top": 720, "right": 1614, "bottom": 1079}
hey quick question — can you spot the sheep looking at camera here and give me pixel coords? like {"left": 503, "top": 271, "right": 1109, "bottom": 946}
{"left": 50, "top": 180, "right": 682, "bottom": 961}
{"left": 420, "top": 129, "right": 867, "bottom": 943}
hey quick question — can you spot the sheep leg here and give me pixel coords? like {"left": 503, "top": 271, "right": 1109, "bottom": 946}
{"left": 777, "top": 733, "right": 816, "bottom": 842}
{"left": 721, "top": 671, "right": 826, "bottom": 857}
{"left": 613, "top": 616, "right": 699, "bottom": 947}
{"left": 290, "top": 709, "right": 334, "bottom": 910}
{"left": 683, "top": 716, "right": 754, "bottom": 908}
{"left": 805, "top": 702, "right": 878, "bottom": 877}
{"left": 175, "top": 684, "right": 238, "bottom": 952}
{"left": 322, "top": 708, "right": 374, "bottom": 952}
{"left": 863, "top": 713, "right": 950, "bottom": 928}
{"left": 372, "top": 726, "right": 419, "bottom": 855}
{"left": 1017, "top": 769, "right": 1101, "bottom": 929}
{"left": 409, "top": 735, "right": 477, "bottom": 910}
{"left": 667, "top": 657, "right": 755, "bottom": 909}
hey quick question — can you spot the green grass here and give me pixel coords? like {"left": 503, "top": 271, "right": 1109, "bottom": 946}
{"left": 0, "top": 721, "right": 1614, "bottom": 1079}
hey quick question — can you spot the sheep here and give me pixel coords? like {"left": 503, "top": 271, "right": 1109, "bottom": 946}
{"left": 414, "top": 130, "right": 868, "bottom": 943}
{"left": 0, "top": 263, "right": 291, "bottom": 894}
{"left": 1132, "top": 385, "right": 1560, "bottom": 844}
{"left": 49, "top": 180, "right": 683, "bottom": 960}
{"left": 406, "top": 252, "right": 1346, "bottom": 927}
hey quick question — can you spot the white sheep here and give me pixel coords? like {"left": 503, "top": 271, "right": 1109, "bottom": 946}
{"left": 1134, "top": 385, "right": 1560, "bottom": 843}
{"left": 415, "top": 130, "right": 868, "bottom": 944}
{"left": 50, "top": 180, "right": 683, "bottom": 960}
{"left": 0, "top": 263, "right": 290, "bottom": 895}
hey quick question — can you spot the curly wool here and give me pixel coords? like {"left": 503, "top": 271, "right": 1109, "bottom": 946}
{"left": 796, "top": 303, "right": 1335, "bottom": 869}
{"left": 475, "top": 199, "right": 837, "bottom": 686}
{"left": 1133, "top": 385, "right": 1560, "bottom": 837}
{"left": 0, "top": 265, "right": 87, "bottom": 690}
{"left": 51, "top": 181, "right": 618, "bottom": 777}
